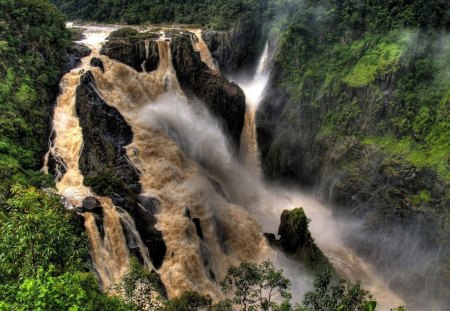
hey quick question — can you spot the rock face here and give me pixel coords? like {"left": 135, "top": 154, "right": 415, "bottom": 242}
{"left": 100, "top": 29, "right": 159, "bottom": 72}
{"left": 100, "top": 40, "right": 147, "bottom": 71}
{"left": 170, "top": 34, "right": 246, "bottom": 148}
{"left": 143, "top": 41, "right": 159, "bottom": 72}
{"left": 76, "top": 71, "right": 166, "bottom": 268}
{"left": 63, "top": 43, "right": 92, "bottom": 73}
{"left": 202, "top": 21, "right": 263, "bottom": 74}
{"left": 266, "top": 208, "right": 332, "bottom": 274}
{"left": 81, "top": 196, "right": 102, "bottom": 214}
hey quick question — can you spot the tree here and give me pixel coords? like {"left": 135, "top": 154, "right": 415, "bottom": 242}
{"left": 221, "top": 260, "right": 292, "bottom": 311}
{"left": 296, "top": 269, "right": 374, "bottom": 311}
{"left": 0, "top": 185, "right": 88, "bottom": 280}
{"left": 164, "top": 291, "right": 212, "bottom": 311}
{"left": 116, "top": 257, "right": 165, "bottom": 310}
{"left": 0, "top": 267, "right": 136, "bottom": 311}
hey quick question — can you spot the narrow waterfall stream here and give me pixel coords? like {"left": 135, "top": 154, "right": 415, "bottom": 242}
{"left": 237, "top": 42, "right": 270, "bottom": 175}
{"left": 47, "top": 23, "right": 405, "bottom": 308}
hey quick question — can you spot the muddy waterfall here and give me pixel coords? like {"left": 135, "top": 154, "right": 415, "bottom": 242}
{"left": 45, "top": 25, "right": 404, "bottom": 308}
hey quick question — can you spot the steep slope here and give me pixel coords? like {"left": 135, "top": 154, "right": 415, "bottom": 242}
{"left": 257, "top": 1, "right": 450, "bottom": 309}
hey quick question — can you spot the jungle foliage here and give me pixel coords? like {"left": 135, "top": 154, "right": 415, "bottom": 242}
{"left": 51, "top": 0, "right": 270, "bottom": 29}
{"left": 0, "top": 0, "right": 70, "bottom": 195}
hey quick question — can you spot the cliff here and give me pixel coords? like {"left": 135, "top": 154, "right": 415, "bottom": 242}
{"left": 257, "top": 2, "right": 450, "bottom": 309}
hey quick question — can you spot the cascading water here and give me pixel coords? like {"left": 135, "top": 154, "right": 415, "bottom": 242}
{"left": 88, "top": 38, "right": 269, "bottom": 298}
{"left": 46, "top": 24, "right": 133, "bottom": 291}
{"left": 236, "top": 41, "right": 270, "bottom": 174}
{"left": 47, "top": 23, "right": 405, "bottom": 309}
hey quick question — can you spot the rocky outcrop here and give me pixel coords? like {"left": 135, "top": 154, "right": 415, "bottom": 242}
{"left": 100, "top": 40, "right": 147, "bottom": 71}
{"left": 202, "top": 21, "right": 263, "bottom": 74}
{"left": 76, "top": 71, "right": 166, "bottom": 268}
{"left": 63, "top": 43, "right": 92, "bottom": 73}
{"left": 170, "top": 34, "right": 246, "bottom": 148}
{"left": 100, "top": 28, "right": 159, "bottom": 72}
{"left": 266, "top": 208, "right": 332, "bottom": 274}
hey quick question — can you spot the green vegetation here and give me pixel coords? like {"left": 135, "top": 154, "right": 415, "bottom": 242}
{"left": 0, "top": 185, "right": 87, "bottom": 280}
{"left": 116, "top": 257, "right": 165, "bottom": 310}
{"left": 161, "top": 261, "right": 404, "bottom": 311}
{"left": 0, "top": 1, "right": 136, "bottom": 310}
{"left": 0, "top": 0, "right": 70, "bottom": 194}
{"left": 0, "top": 185, "right": 136, "bottom": 310}
{"left": 221, "top": 260, "right": 292, "bottom": 310}
{"left": 51, "top": 0, "right": 270, "bottom": 29}
{"left": 278, "top": 0, "right": 449, "bottom": 182}
{"left": 298, "top": 269, "right": 374, "bottom": 311}
{"left": 261, "top": 1, "right": 449, "bottom": 307}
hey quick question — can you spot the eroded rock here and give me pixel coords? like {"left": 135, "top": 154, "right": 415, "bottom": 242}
{"left": 170, "top": 34, "right": 246, "bottom": 148}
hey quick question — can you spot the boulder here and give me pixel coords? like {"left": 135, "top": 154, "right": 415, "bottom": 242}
{"left": 63, "top": 43, "right": 92, "bottom": 73}
{"left": 67, "top": 43, "right": 91, "bottom": 58}
{"left": 100, "top": 40, "right": 147, "bottom": 71}
{"left": 90, "top": 57, "right": 104, "bottom": 72}
{"left": 82, "top": 196, "right": 102, "bottom": 214}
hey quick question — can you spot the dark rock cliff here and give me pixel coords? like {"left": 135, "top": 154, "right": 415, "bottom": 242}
{"left": 63, "top": 43, "right": 91, "bottom": 73}
{"left": 100, "top": 37, "right": 159, "bottom": 72}
{"left": 170, "top": 34, "right": 246, "bottom": 148}
{"left": 76, "top": 71, "right": 166, "bottom": 268}
{"left": 202, "top": 21, "right": 264, "bottom": 74}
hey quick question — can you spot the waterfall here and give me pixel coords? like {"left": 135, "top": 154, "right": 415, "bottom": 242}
{"left": 90, "top": 38, "right": 269, "bottom": 299}
{"left": 46, "top": 24, "right": 133, "bottom": 291}
{"left": 46, "top": 24, "right": 405, "bottom": 308}
{"left": 237, "top": 41, "right": 270, "bottom": 174}
{"left": 233, "top": 40, "right": 405, "bottom": 309}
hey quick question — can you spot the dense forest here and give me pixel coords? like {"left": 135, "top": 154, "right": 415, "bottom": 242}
{"left": 51, "top": 0, "right": 270, "bottom": 29}
{"left": 1, "top": 0, "right": 449, "bottom": 309}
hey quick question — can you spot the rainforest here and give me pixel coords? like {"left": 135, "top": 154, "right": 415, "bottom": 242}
{"left": 0, "top": 0, "right": 448, "bottom": 310}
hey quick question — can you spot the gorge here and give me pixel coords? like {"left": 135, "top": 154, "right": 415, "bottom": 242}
{"left": 0, "top": 1, "right": 448, "bottom": 310}
{"left": 47, "top": 23, "right": 405, "bottom": 309}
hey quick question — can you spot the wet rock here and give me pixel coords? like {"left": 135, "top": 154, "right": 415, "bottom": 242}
{"left": 82, "top": 196, "right": 102, "bottom": 214}
{"left": 47, "top": 152, "right": 67, "bottom": 181}
{"left": 67, "top": 43, "right": 92, "bottom": 58}
{"left": 170, "top": 34, "right": 246, "bottom": 148}
{"left": 202, "top": 21, "right": 263, "bottom": 74}
{"left": 100, "top": 40, "right": 147, "bottom": 71}
{"left": 139, "top": 195, "right": 160, "bottom": 214}
{"left": 263, "top": 233, "right": 282, "bottom": 248}
{"left": 277, "top": 208, "right": 332, "bottom": 273}
{"left": 76, "top": 71, "right": 139, "bottom": 198}
{"left": 278, "top": 208, "right": 310, "bottom": 253}
{"left": 143, "top": 41, "right": 159, "bottom": 72}
{"left": 76, "top": 71, "right": 166, "bottom": 268}
{"left": 90, "top": 57, "right": 104, "bottom": 72}
{"left": 184, "top": 207, "right": 192, "bottom": 219}
{"left": 100, "top": 28, "right": 160, "bottom": 72}
{"left": 192, "top": 218, "right": 204, "bottom": 239}
{"left": 63, "top": 43, "right": 92, "bottom": 73}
